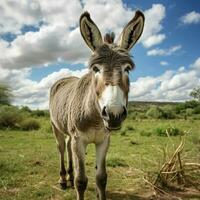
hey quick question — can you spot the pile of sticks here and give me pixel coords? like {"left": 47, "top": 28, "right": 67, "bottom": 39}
{"left": 154, "top": 138, "right": 186, "bottom": 192}
{"left": 144, "top": 134, "right": 200, "bottom": 197}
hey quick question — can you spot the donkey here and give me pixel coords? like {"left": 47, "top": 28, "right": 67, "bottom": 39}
{"left": 49, "top": 10, "right": 145, "bottom": 200}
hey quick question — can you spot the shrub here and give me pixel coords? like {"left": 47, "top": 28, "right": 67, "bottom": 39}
{"left": 20, "top": 106, "right": 32, "bottom": 113}
{"left": 154, "top": 127, "right": 166, "bottom": 136}
{"left": 31, "top": 109, "right": 49, "bottom": 117}
{"left": 20, "top": 118, "right": 40, "bottom": 131}
{"left": 193, "top": 105, "right": 200, "bottom": 114}
{"left": 161, "top": 106, "right": 176, "bottom": 119}
{"left": 174, "top": 104, "right": 185, "bottom": 114}
{"left": 154, "top": 126, "right": 182, "bottom": 136}
{"left": 0, "top": 105, "right": 22, "bottom": 129}
{"left": 166, "top": 127, "right": 182, "bottom": 136}
{"left": 184, "top": 100, "right": 199, "bottom": 109}
{"left": 185, "top": 108, "right": 194, "bottom": 116}
{"left": 146, "top": 106, "right": 164, "bottom": 119}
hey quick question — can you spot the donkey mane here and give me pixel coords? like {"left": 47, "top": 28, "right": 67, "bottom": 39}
{"left": 89, "top": 44, "right": 135, "bottom": 69}
{"left": 104, "top": 32, "right": 115, "bottom": 44}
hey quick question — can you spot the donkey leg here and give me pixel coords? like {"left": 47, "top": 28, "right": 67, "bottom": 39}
{"left": 71, "top": 136, "right": 88, "bottom": 200}
{"left": 66, "top": 136, "right": 74, "bottom": 187}
{"left": 95, "top": 135, "right": 110, "bottom": 200}
{"left": 52, "top": 123, "right": 67, "bottom": 189}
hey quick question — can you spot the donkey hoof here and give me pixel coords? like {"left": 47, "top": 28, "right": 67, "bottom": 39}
{"left": 60, "top": 182, "right": 67, "bottom": 190}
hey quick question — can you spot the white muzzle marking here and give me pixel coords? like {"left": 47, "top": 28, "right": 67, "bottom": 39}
{"left": 99, "top": 85, "right": 126, "bottom": 116}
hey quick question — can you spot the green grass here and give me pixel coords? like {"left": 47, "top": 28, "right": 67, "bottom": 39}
{"left": 0, "top": 118, "right": 200, "bottom": 200}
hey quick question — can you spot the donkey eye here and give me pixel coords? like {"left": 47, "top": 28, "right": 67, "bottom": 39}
{"left": 93, "top": 66, "right": 100, "bottom": 73}
{"left": 124, "top": 66, "right": 131, "bottom": 73}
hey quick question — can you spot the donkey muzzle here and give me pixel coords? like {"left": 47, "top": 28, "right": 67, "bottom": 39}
{"left": 101, "top": 106, "right": 127, "bottom": 130}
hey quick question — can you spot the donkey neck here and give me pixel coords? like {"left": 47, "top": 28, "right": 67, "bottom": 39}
{"left": 73, "top": 72, "right": 103, "bottom": 132}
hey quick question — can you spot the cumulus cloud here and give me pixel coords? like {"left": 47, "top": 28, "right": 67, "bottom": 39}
{"left": 141, "top": 4, "right": 166, "bottom": 47}
{"left": 181, "top": 11, "right": 200, "bottom": 25}
{"left": 129, "top": 57, "right": 200, "bottom": 102}
{"left": 147, "top": 45, "right": 182, "bottom": 56}
{"left": 0, "top": 54, "right": 199, "bottom": 109}
{"left": 1, "top": 56, "right": 200, "bottom": 109}
{"left": 2, "top": 1, "right": 188, "bottom": 109}
{"left": 0, "top": 0, "right": 82, "bottom": 33}
{"left": 160, "top": 61, "right": 169, "bottom": 66}
{"left": 0, "top": 66, "right": 87, "bottom": 109}
{"left": 142, "top": 34, "right": 166, "bottom": 48}
{"left": 191, "top": 57, "right": 200, "bottom": 70}
{"left": 0, "top": 26, "right": 90, "bottom": 69}
{"left": 0, "top": 1, "right": 167, "bottom": 70}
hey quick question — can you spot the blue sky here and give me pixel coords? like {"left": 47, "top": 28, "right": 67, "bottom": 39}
{"left": 27, "top": 0, "right": 200, "bottom": 82}
{"left": 0, "top": 0, "right": 200, "bottom": 108}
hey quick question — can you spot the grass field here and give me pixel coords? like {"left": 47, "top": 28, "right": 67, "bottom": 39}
{"left": 0, "top": 116, "right": 200, "bottom": 200}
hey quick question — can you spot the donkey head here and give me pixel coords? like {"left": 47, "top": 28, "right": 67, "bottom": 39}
{"left": 80, "top": 11, "right": 145, "bottom": 130}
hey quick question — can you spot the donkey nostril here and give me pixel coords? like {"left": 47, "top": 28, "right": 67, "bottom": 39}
{"left": 102, "top": 106, "right": 107, "bottom": 117}
{"left": 122, "top": 107, "right": 127, "bottom": 118}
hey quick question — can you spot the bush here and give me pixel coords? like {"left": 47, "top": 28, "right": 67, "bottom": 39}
{"left": 0, "top": 105, "right": 22, "bottom": 129}
{"left": 154, "top": 126, "right": 182, "bottom": 136}
{"left": 154, "top": 127, "right": 166, "bottom": 136}
{"left": 20, "top": 106, "right": 32, "bottom": 113}
{"left": 20, "top": 118, "right": 40, "bottom": 131}
{"left": 184, "top": 100, "right": 199, "bottom": 109}
{"left": 193, "top": 105, "right": 200, "bottom": 114}
{"left": 161, "top": 106, "right": 176, "bottom": 119}
{"left": 185, "top": 108, "right": 194, "bottom": 116}
{"left": 146, "top": 106, "right": 164, "bottom": 119}
{"left": 174, "top": 103, "right": 185, "bottom": 114}
{"left": 31, "top": 109, "right": 49, "bottom": 117}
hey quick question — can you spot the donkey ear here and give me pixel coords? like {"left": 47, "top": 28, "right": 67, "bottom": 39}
{"left": 117, "top": 10, "right": 145, "bottom": 51}
{"left": 80, "top": 11, "right": 103, "bottom": 52}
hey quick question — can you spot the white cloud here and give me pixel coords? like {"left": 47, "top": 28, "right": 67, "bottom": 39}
{"left": 0, "top": 66, "right": 87, "bottom": 109}
{"left": 141, "top": 4, "right": 166, "bottom": 47}
{"left": 0, "top": 0, "right": 82, "bottom": 33}
{"left": 0, "top": 26, "right": 90, "bottom": 69}
{"left": 1, "top": 1, "right": 182, "bottom": 108}
{"left": 1, "top": 56, "right": 200, "bottom": 109}
{"left": 160, "top": 61, "right": 169, "bottom": 66}
{"left": 191, "top": 57, "right": 200, "bottom": 70}
{"left": 147, "top": 45, "right": 182, "bottom": 56}
{"left": 129, "top": 57, "right": 200, "bottom": 102}
{"left": 0, "top": 1, "right": 166, "bottom": 70}
{"left": 181, "top": 11, "right": 200, "bottom": 24}
{"left": 142, "top": 34, "right": 166, "bottom": 48}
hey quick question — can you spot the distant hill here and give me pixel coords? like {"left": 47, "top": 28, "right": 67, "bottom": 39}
{"left": 128, "top": 101, "right": 182, "bottom": 106}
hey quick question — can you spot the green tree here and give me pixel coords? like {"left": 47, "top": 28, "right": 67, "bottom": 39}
{"left": 190, "top": 86, "right": 200, "bottom": 101}
{"left": 0, "top": 84, "right": 13, "bottom": 105}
